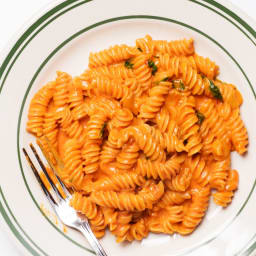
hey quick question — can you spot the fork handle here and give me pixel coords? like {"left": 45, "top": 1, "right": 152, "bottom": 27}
{"left": 79, "top": 222, "right": 108, "bottom": 256}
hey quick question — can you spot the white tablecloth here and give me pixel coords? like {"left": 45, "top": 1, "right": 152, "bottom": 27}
{"left": 0, "top": 0, "right": 255, "bottom": 255}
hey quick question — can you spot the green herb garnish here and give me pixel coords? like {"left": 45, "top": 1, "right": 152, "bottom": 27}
{"left": 137, "top": 47, "right": 142, "bottom": 52}
{"left": 148, "top": 60, "right": 154, "bottom": 68}
{"left": 209, "top": 80, "right": 223, "bottom": 101}
{"left": 152, "top": 65, "right": 158, "bottom": 75}
{"left": 148, "top": 60, "right": 158, "bottom": 75}
{"left": 100, "top": 122, "right": 107, "bottom": 138}
{"left": 183, "top": 139, "right": 188, "bottom": 146}
{"left": 161, "top": 77, "right": 170, "bottom": 82}
{"left": 172, "top": 80, "right": 185, "bottom": 91}
{"left": 179, "top": 81, "right": 185, "bottom": 90}
{"left": 196, "top": 111, "right": 205, "bottom": 125}
{"left": 124, "top": 60, "right": 134, "bottom": 69}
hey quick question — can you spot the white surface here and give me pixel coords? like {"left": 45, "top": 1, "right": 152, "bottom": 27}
{"left": 0, "top": 0, "right": 255, "bottom": 255}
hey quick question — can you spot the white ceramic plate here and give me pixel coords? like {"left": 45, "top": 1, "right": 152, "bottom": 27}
{"left": 0, "top": 0, "right": 256, "bottom": 255}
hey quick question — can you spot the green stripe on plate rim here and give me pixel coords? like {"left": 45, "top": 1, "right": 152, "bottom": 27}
{"left": 16, "top": 15, "right": 256, "bottom": 256}
{"left": 0, "top": 0, "right": 92, "bottom": 93}
{"left": 190, "top": 0, "right": 256, "bottom": 46}
{"left": 203, "top": 0, "right": 256, "bottom": 39}
{"left": 0, "top": 0, "right": 255, "bottom": 93}
{"left": 0, "top": 0, "right": 254, "bottom": 255}
{"left": 0, "top": 187, "right": 42, "bottom": 256}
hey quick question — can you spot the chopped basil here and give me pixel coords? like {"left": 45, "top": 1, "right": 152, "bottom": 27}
{"left": 209, "top": 80, "right": 223, "bottom": 101}
{"left": 155, "top": 77, "right": 169, "bottom": 85}
{"left": 161, "top": 77, "right": 170, "bottom": 82}
{"left": 124, "top": 60, "right": 133, "bottom": 69}
{"left": 196, "top": 111, "right": 205, "bottom": 125}
{"left": 172, "top": 80, "right": 185, "bottom": 91}
{"left": 179, "top": 81, "right": 185, "bottom": 90}
{"left": 137, "top": 47, "right": 142, "bottom": 52}
{"left": 148, "top": 60, "right": 154, "bottom": 68}
{"left": 100, "top": 122, "right": 107, "bottom": 138}
{"left": 152, "top": 65, "right": 158, "bottom": 75}
{"left": 148, "top": 60, "right": 158, "bottom": 75}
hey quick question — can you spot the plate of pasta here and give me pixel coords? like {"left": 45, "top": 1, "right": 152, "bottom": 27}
{"left": 0, "top": 0, "right": 256, "bottom": 256}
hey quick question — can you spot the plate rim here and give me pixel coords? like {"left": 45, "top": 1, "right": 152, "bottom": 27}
{"left": 0, "top": 1, "right": 256, "bottom": 256}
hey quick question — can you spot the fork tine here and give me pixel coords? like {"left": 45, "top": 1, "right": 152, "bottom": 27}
{"left": 22, "top": 148, "right": 57, "bottom": 207}
{"left": 37, "top": 139, "right": 72, "bottom": 198}
{"left": 29, "top": 143, "right": 65, "bottom": 201}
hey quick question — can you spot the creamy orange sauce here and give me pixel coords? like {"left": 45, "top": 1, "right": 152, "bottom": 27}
{"left": 57, "top": 129, "right": 69, "bottom": 161}
{"left": 40, "top": 203, "right": 68, "bottom": 234}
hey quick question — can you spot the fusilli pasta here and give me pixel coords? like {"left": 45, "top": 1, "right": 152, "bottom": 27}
{"left": 26, "top": 35, "right": 248, "bottom": 242}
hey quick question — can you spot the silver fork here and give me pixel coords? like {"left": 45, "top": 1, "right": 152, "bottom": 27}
{"left": 22, "top": 143, "right": 108, "bottom": 256}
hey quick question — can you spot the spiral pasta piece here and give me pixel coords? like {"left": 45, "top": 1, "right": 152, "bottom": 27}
{"left": 196, "top": 97, "right": 231, "bottom": 157}
{"left": 87, "top": 96, "right": 121, "bottom": 118}
{"left": 209, "top": 158, "right": 230, "bottom": 191}
{"left": 225, "top": 169, "right": 239, "bottom": 191}
{"left": 117, "top": 126, "right": 166, "bottom": 162}
{"left": 179, "top": 61, "right": 208, "bottom": 95}
{"left": 132, "top": 54, "right": 152, "bottom": 92}
{"left": 27, "top": 83, "right": 54, "bottom": 136}
{"left": 68, "top": 77, "right": 84, "bottom": 108}
{"left": 212, "top": 191, "right": 234, "bottom": 207}
{"left": 112, "top": 108, "right": 133, "bottom": 128}
{"left": 100, "top": 140, "right": 120, "bottom": 165}
{"left": 156, "top": 190, "right": 191, "bottom": 208}
{"left": 70, "top": 192, "right": 98, "bottom": 220}
{"left": 64, "top": 120, "right": 86, "bottom": 144}
{"left": 155, "top": 107, "right": 171, "bottom": 133}
{"left": 87, "top": 172, "right": 145, "bottom": 192}
{"left": 90, "top": 181, "right": 164, "bottom": 211}
{"left": 226, "top": 108, "right": 248, "bottom": 154}
{"left": 71, "top": 102, "right": 88, "bottom": 120}
{"left": 165, "top": 166, "right": 192, "bottom": 192}
{"left": 90, "top": 77, "right": 129, "bottom": 100}
{"left": 127, "top": 218, "right": 149, "bottom": 241}
{"left": 42, "top": 110, "right": 58, "bottom": 149}
{"left": 82, "top": 139, "right": 101, "bottom": 174}
{"left": 82, "top": 63, "right": 135, "bottom": 82}
{"left": 89, "top": 44, "right": 139, "bottom": 68}
{"left": 215, "top": 80, "right": 243, "bottom": 109}
{"left": 177, "top": 96, "right": 202, "bottom": 155}
{"left": 53, "top": 71, "right": 71, "bottom": 107}
{"left": 86, "top": 113, "right": 108, "bottom": 140}
{"left": 108, "top": 210, "right": 132, "bottom": 242}
{"left": 188, "top": 156, "right": 209, "bottom": 187}
{"left": 139, "top": 83, "right": 170, "bottom": 119}
{"left": 70, "top": 192, "right": 105, "bottom": 238}
{"left": 136, "top": 34, "right": 154, "bottom": 54}
{"left": 136, "top": 154, "right": 185, "bottom": 180}
{"left": 157, "top": 54, "right": 179, "bottom": 75}
{"left": 182, "top": 54, "right": 219, "bottom": 79}
{"left": 116, "top": 142, "right": 140, "bottom": 170}
{"left": 178, "top": 186, "right": 210, "bottom": 235}
{"left": 63, "top": 139, "right": 84, "bottom": 188}
{"left": 154, "top": 38, "right": 194, "bottom": 56}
